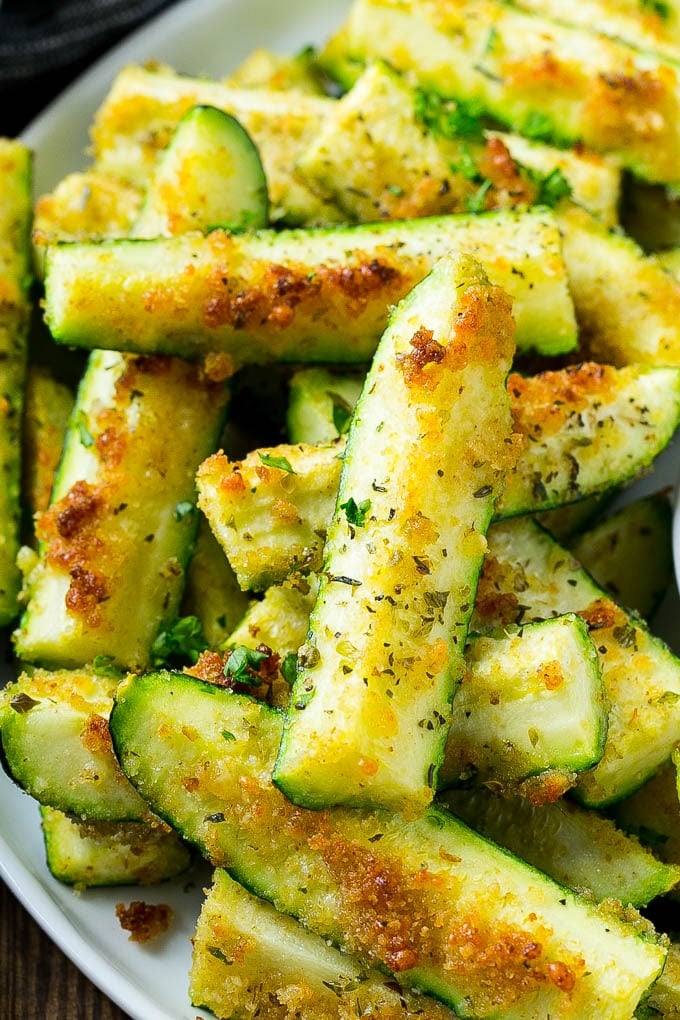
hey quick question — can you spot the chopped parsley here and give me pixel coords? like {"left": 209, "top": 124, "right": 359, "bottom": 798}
{"left": 280, "top": 651, "right": 298, "bottom": 685}
{"left": 526, "top": 166, "right": 572, "bottom": 208}
{"left": 340, "top": 496, "right": 371, "bottom": 527}
{"left": 224, "top": 644, "right": 271, "bottom": 685}
{"left": 465, "top": 178, "right": 493, "bottom": 213}
{"left": 521, "top": 111, "right": 554, "bottom": 141}
{"left": 258, "top": 451, "right": 296, "bottom": 473}
{"left": 150, "top": 615, "right": 208, "bottom": 667}
{"left": 449, "top": 144, "right": 483, "bottom": 182}
{"left": 414, "top": 87, "right": 485, "bottom": 141}
{"left": 327, "top": 390, "right": 354, "bottom": 435}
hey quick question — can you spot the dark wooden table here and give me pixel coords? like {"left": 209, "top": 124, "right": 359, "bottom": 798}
{"left": 0, "top": 878, "right": 130, "bottom": 1019}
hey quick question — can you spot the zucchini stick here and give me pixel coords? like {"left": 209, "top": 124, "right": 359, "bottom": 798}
{"left": 14, "top": 352, "right": 228, "bottom": 670}
{"left": 40, "top": 807, "right": 191, "bottom": 888}
{"left": 0, "top": 139, "right": 32, "bottom": 625}
{"left": 441, "top": 788, "right": 680, "bottom": 908}
{"left": 274, "top": 252, "right": 517, "bottom": 813}
{"left": 43, "top": 209, "right": 577, "bottom": 364}
{"left": 110, "top": 671, "right": 667, "bottom": 1020}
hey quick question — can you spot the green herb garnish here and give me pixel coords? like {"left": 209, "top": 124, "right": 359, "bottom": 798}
{"left": 527, "top": 166, "right": 572, "bottom": 208}
{"left": 281, "top": 652, "right": 298, "bottom": 685}
{"left": 340, "top": 496, "right": 371, "bottom": 527}
{"left": 414, "top": 88, "right": 484, "bottom": 141}
{"left": 522, "top": 111, "right": 554, "bottom": 141}
{"left": 224, "top": 644, "right": 270, "bottom": 685}
{"left": 258, "top": 451, "right": 296, "bottom": 473}
{"left": 328, "top": 390, "right": 354, "bottom": 435}
{"left": 150, "top": 615, "right": 208, "bottom": 667}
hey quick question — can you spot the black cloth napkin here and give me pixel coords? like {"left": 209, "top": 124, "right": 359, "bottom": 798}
{"left": 0, "top": 0, "right": 177, "bottom": 136}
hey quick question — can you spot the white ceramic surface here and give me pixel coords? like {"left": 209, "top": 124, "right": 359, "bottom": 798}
{"left": 2, "top": 1, "right": 679, "bottom": 1017}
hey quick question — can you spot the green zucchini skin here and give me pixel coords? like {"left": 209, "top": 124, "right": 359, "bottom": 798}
{"left": 0, "top": 139, "right": 32, "bottom": 625}
{"left": 643, "top": 942, "right": 680, "bottom": 1017}
{"left": 440, "top": 787, "right": 680, "bottom": 908}
{"left": 612, "top": 762, "right": 680, "bottom": 902}
{"left": 286, "top": 367, "right": 365, "bottom": 445}
{"left": 568, "top": 493, "right": 673, "bottom": 619}
{"left": 131, "top": 104, "right": 268, "bottom": 237}
{"left": 110, "top": 669, "right": 666, "bottom": 1020}
{"left": 191, "top": 869, "right": 455, "bottom": 1020}
{"left": 476, "top": 518, "right": 680, "bottom": 806}
{"left": 197, "top": 363, "right": 680, "bottom": 592}
{"left": 0, "top": 666, "right": 151, "bottom": 822}
{"left": 40, "top": 807, "right": 192, "bottom": 888}
{"left": 321, "top": 0, "right": 680, "bottom": 187}
{"left": 274, "top": 253, "right": 517, "bottom": 814}
{"left": 14, "top": 351, "right": 229, "bottom": 670}
{"left": 43, "top": 209, "right": 577, "bottom": 364}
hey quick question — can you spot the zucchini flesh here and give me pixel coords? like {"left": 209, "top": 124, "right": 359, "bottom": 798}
{"left": 225, "top": 46, "right": 328, "bottom": 94}
{"left": 191, "top": 869, "right": 455, "bottom": 1020}
{"left": 321, "top": 0, "right": 680, "bottom": 187}
{"left": 197, "top": 363, "right": 680, "bottom": 591}
{"left": 287, "top": 367, "right": 365, "bottom": 444}
{"left": 131, "top": 104, "right": 268, "bottom": 237}
{"left": 0, "top": 666, "right": 151, "bottom": 822}
{"left": 14, "top": 351, "right": 228, "bottom": 670}
{"left": 558, "top": 204, "right": 680, "bottom": 367}
{"left": 43, "top": 209, "right": 577, "bottom": 363}
{"left": 440, "top": 615, "right": 606, "bottom": 795}
{"left": 441, "top": 787, "right": 680, "bottom": 908}
{"left": 274, "top": 253, "right": 517, "bottom": 813}
{"left": 501, "top": 363, "right": 680, "bottom": 515}
{"left": 476, "top": 517, "right": 680, "bottom": 806}
{"left": 40, "top": 807, "right": 191, "bottom": 888}
{"left": 568, "top": 493, "right": 673, "bottom": 619}
{"left": 110, "top": 670, "right": 666, "bottom": 1020}
{"left": 0, "top": 139, "right": 32, "bottom": 625}
{"left": 21, "top": 367, "right": 74, "bottom": 518}
{"left": 180, "top": 518, "right": 251, "bottom": 651}
{"left": 31, "top": 170, "right": 143, "bottom": 278}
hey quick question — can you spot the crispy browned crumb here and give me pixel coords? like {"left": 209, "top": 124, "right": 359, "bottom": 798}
{"left": 115, "top": 900, "right": 173, "bottom": 942}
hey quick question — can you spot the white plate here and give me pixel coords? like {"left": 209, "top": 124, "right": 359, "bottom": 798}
{"left": 4, "top": 2, "right": 352, "bottom": 1019}
{"left": 3, "top": 0, "right": 680, "bottom": 1017}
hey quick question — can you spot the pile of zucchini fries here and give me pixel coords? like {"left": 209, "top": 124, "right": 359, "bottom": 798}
{"left": 4, "top": 0, "right": 680, "bottom": 1016}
